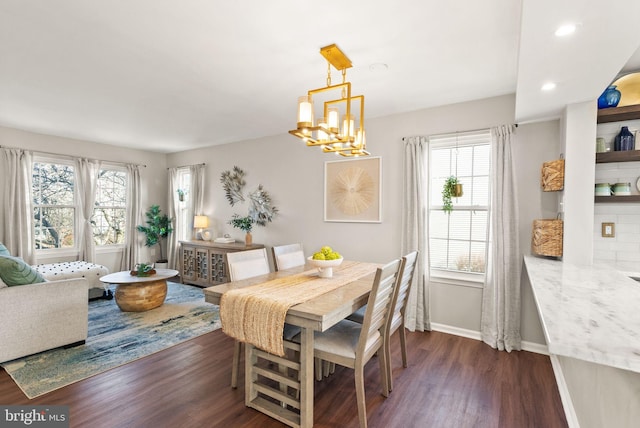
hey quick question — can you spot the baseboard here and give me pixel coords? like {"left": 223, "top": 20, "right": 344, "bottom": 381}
{"left": 549, "top": 354, "right": 580, "bottom": 428}
{"left": 429, "top": 323, "right": 548, "bottom": 355}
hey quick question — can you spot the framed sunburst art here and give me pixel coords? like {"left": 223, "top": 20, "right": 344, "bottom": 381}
{"left": 324, "top": 157, "right": 382, "bottom": 222}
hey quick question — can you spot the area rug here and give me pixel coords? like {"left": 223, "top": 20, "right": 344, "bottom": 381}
{"left": 1, "top": 282, "right": 221, "bottom": 399}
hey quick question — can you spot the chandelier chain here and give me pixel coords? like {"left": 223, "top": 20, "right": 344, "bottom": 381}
{"left": 326, "top": 62, "right": 332, "bottom": 87}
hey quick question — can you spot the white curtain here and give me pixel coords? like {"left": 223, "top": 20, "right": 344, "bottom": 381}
{"left": 402, "top": 136, "right": 431, "bottom": 331}
{"left": 120, "top": 164, "right": 141, "bottom": 271}
{"left": 190, "top": 163, "right": 205, "bottom": 215}
{"left": 75, "top": 158, "right": 101, "bottom": 262}
{"left": 167, "top": 164, "right": 205, "bottom": 271}
{"left": 0, "top": 148, "right": 35, "bottom": 264}
{"left": 481, "top": 125, "right": 521, "bottom": 352}
{"left": 167, "top": 167, "right": 181, "bottom": 270}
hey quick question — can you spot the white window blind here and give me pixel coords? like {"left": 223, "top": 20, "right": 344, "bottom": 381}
{"left": 428, "top": 130, "right": 491, "bottom": 284}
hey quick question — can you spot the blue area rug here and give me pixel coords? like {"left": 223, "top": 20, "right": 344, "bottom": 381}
{"left": 1, "top": 282, "right": 220, "bottom": 399}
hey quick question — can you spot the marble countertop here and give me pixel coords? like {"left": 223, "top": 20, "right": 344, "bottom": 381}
{"left": 524, "top": 255, "right": 640, "bottom": 373}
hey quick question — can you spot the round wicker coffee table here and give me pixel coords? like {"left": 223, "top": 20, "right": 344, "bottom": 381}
{"left": 100, "top": 269, "right": 179, "bottom": 312}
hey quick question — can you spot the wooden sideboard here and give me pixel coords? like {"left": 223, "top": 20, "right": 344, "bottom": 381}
{"left": 179, "top": 240, "right": 265, "bottom": 287}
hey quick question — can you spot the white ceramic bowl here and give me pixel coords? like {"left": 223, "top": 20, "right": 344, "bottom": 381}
{"left": 307, "top": 256, "right": 343, "bottom": 278}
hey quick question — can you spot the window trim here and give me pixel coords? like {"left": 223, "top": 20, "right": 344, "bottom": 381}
{"left": 427, "top": 130, "right": 491, "bottom": 285}
{"left": 32, "top": 156, "right": 78, "bottom": 254}
{"left": 93, "top": 164, "right": 128, "bottom": 249}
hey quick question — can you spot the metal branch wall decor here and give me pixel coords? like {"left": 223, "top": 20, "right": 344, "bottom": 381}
{"left": 220, "top": 166, "right": 278, "bottom": 226}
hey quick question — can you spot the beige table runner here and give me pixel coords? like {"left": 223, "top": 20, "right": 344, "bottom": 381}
{"left": 220, "top": 260, "right": 378, "bottom": 356}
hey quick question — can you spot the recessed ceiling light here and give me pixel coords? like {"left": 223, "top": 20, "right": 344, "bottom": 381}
{"left": 369, "top": 63, "right": 388, "bottom": 72}
{"left": 541, "top": 82, "right": 557, "bottom": 91}
{"left": 555, "top": 23, "right": 577, "bottom": 37}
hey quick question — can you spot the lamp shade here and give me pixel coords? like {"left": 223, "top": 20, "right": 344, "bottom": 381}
{"left": 193, "top": 215, "right": 209, "bottom": 229}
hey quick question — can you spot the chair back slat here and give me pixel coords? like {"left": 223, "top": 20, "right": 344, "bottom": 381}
{"left": 357, "top": 258, "right": 404, "bottom": 357}
{"left": 226, "top": 248, "right": 270, "bottom": 281}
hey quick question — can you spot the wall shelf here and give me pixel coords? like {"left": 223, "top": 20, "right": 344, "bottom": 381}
{"left": 595, "top": 151, "right": 640, "bottom": 163}
{"left": 597, "top": 105, "right": 640, "bottom": 124}
{"left": 595, "top": 195, "right": 640, "bottom": 203}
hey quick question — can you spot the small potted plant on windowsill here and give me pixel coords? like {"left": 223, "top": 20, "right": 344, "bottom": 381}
{"left": 177, "top": 189, "right": 186, "bottom": 202}
{"left": 228, "top": 214, "right": 255, "bottom": 246}
{"left": 442, "top": 176, "right": 463, "bottom": 214}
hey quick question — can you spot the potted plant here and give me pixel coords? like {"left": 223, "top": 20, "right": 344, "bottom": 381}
{"left": 228, "top": 214, "right": 254, "bottom": 246}
{"left": 177, "top": 189, "right": 186, "bottom": 202}
{"left": 442, "top": 176, "right": 463, "bottom": 213}
{"left": 137, "top": 205, "right": 173, "bottom": 268}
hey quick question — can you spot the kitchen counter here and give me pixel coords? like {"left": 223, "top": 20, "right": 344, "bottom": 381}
{"left": 523, "top": 255, "right": 640, "bottom": 373}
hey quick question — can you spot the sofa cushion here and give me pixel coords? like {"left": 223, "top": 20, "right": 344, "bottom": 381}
{"left": 0, "top": 242, "right": 10, "bottom": 256}
{"left": 0, "top": 255, "right": 46, "bottom": 286}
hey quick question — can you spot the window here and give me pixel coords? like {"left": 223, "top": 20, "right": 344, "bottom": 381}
{"left": 176, "top": 169, "right": 191, "bottom": 241}
{"left": 32, "top": 161, "right": 76, "bottom": 249}
{"left": 33, "top": 159, "right": 130, "bottom": 252}
{"left": 428, "top": 131, "right": 491, "bottom": 283}
{"left": 93, "top": 168, "right": 127, "bottom": 246}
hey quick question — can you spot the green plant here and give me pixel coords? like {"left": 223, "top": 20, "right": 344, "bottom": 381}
{"left": 177, "top": 189, "right": 185, "bottom": 201}
{"left": 137, "top": 205, "right": 173, "bottom": 262}
{"left": 442, "top": 176, "right": 460, "bottom": 213}
{"left": 134, "top": 262, "right": 155, "bottom": 277}
{"left": 228, "top": 214, "right": 254, "bottom": 233}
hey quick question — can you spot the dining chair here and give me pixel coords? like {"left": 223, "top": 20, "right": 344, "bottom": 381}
{"left": 226, "top": 248, "right": 300, "bottom": 389}
{"left": 294, "top": 257, "right": 404, "bottom": 428}
{"left": 347, "top": 251, "right": 419, "bottom": 393}
{"left": 272, "top": 243, "right": 305, "bottom": 271}
{"left": 226, "top": 248, "right": 270, "bottom": 388}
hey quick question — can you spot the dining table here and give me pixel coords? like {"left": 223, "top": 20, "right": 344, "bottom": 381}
{"left": 203, "top": 260, "right": 379, "bottom": 428}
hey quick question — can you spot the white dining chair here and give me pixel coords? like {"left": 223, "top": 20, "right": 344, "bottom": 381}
{"left": 293, "top": 257, "right": 404, "bottom": 428}
{"left": 226, "top": 248, "right": 300, "bottom": 389}
{"left": 227, "top": 248, "right": 270, "bottom": 388}
{"left": 347, "top": 251, "right": 419, "bottom": 393}
{"left": 271, "top": 243, "right": 305, "bottom": 271}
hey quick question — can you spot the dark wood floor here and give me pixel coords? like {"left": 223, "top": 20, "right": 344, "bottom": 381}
{"left": 0, "top": 330, "right": 568, "bottom": 428}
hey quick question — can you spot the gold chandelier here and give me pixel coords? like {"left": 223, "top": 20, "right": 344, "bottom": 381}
{"left": 289, "top": 44, "right": 369, "bottom": 157}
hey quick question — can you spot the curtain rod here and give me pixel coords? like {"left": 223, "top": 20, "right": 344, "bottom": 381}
{"left": 0, "top": 145, "right": 147, "bottom": 167}
{"left": 167, "top": 162, "right": 206, "bottom": 170}
{"left": 402, "top": 124, "right": 518, "bottom": 141}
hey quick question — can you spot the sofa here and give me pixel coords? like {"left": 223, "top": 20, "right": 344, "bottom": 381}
{"left": 0, "top": 277, "right": 89, "bottom": 363}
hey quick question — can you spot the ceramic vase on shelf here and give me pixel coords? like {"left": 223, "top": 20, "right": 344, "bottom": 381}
{"left": 245, "top": 232, "right": 252, "bottom": 246}
{"left": 615, "top": 126, "right": 635, "bottom": 151}
{"left": 597, "top": 85, "right": 621, "bottom": 109}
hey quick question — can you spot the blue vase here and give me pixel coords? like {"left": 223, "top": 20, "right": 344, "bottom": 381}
{"left": 616, "top": 126, "right": 635, "bottom": 151}
{"left": 598, "top": 85, "right": 621, "bottom": 109}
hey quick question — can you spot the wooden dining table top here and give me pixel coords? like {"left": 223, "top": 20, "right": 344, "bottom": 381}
{"left": 202, "top": 261, "right": 377, "bottom": 332}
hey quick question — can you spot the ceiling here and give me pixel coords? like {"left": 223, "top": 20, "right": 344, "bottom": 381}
{"left": 1, "top": 0, "right": 640, "bottom": 154}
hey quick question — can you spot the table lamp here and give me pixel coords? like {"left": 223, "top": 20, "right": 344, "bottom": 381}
{"left": 193, "top": 215, "right": 209, "bottom": 240}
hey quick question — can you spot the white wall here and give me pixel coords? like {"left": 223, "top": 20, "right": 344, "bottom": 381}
{"left": 168, "top": 94, "right": 556, "bottom": 345}
{"left": 0, "top": 126, "right": 167, "bottom": 272}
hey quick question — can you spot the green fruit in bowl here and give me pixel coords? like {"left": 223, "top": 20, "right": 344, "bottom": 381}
{"left": 321, "top": 246, "right": 332, "bottom": 256}
{"left": 312, "top": 252, "right": 326, "bottom": 260}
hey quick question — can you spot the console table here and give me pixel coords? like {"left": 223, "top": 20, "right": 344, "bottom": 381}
{"left": 179, "top": 240, "right": 265, "bottom": 287}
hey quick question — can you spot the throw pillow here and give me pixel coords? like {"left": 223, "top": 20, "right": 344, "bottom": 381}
{"left": 0, "top": 242, "right": 10, "bottom": 256}
{"left": 0, "top": 255, "right": 46, "bottom": 286}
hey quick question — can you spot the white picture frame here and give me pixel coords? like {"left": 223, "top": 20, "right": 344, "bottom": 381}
{"left": 324, "top": 157, "right": 382, "bottom": 223}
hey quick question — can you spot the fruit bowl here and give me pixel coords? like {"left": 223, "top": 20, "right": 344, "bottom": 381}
{"left": 307, "top": 256, "right": 343, "bottom": 278}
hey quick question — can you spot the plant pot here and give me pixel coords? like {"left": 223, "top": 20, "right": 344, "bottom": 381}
{"left": 245, "top": 232, "right": 252, "bottom": 246}
{"left": 454, "top": 183, "right": 463, "bottom": 197}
